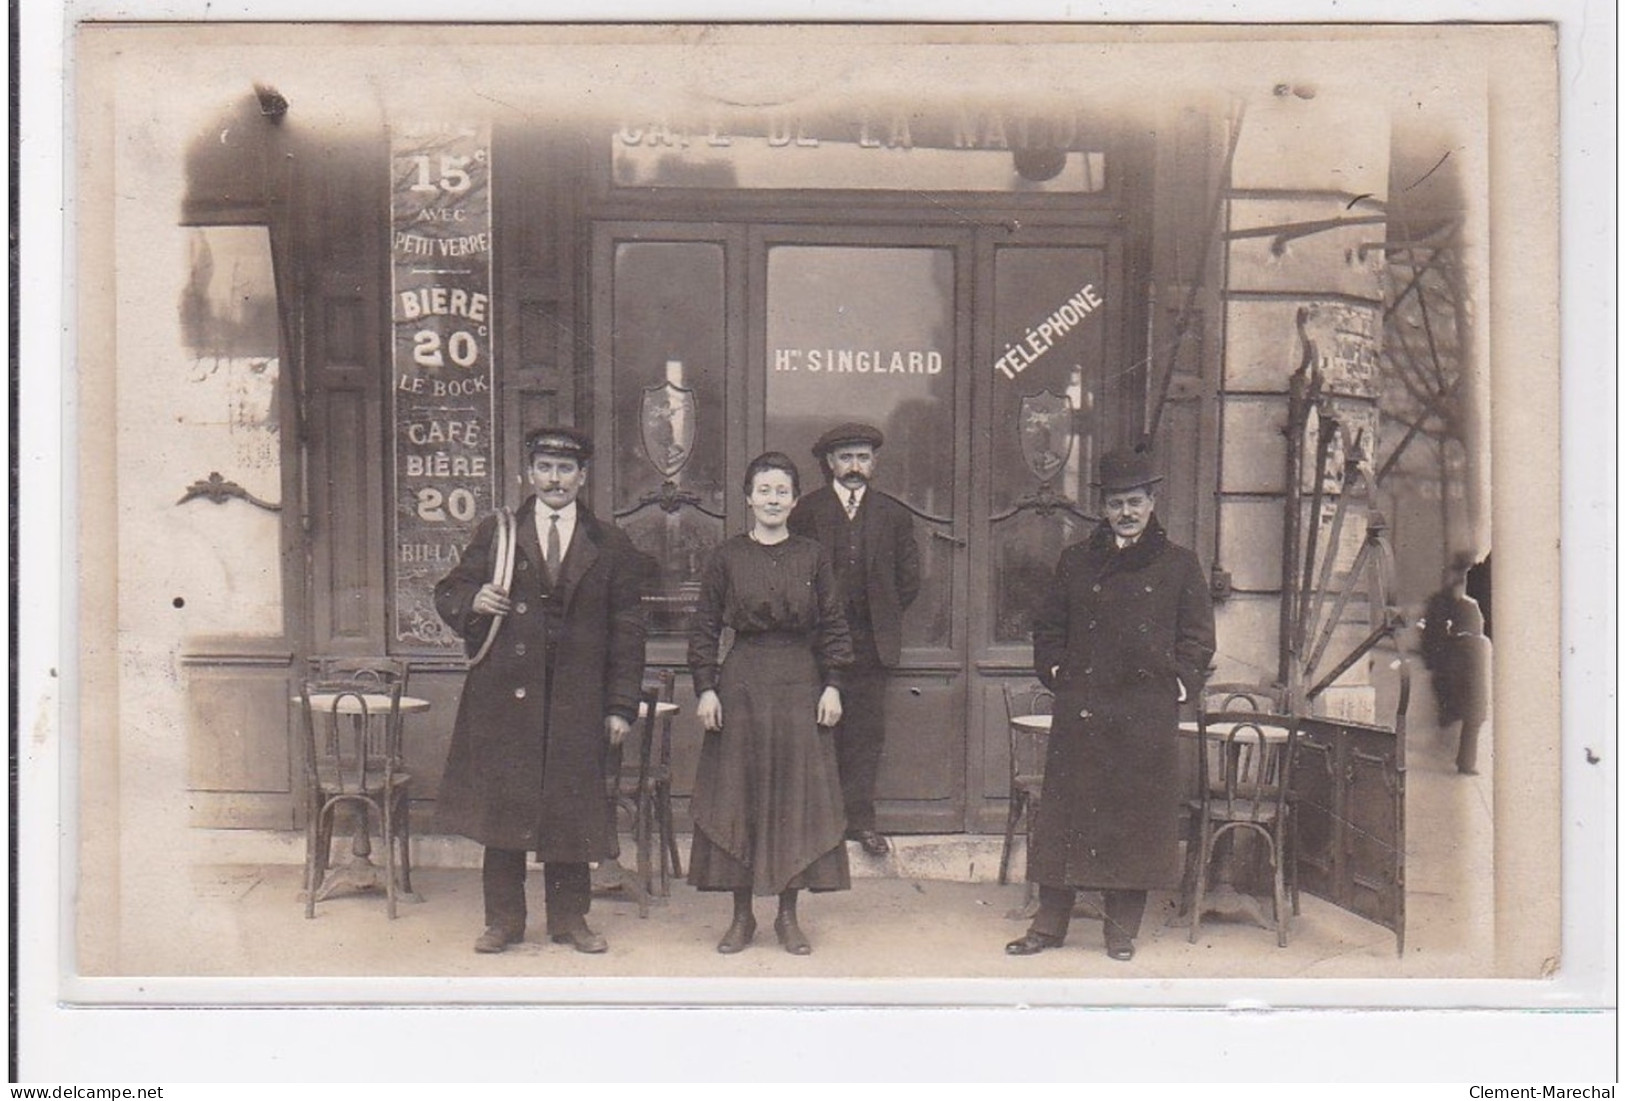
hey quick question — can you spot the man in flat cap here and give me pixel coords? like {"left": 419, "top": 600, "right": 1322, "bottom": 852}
{"left": 434, "top": 427, "right": 648, "bottom": 954}
{"left": 790, "top": 422, "right": 921, "bottom": 856}
{"left": 1006, "top": 446, "right": 1215, "bottom": 962}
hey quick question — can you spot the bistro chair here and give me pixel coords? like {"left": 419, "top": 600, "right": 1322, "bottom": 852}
{"left": 646, "top": 669, "right": 684, "bottom": 887}
{"left": 1195, "top": 682, "right": 1302, "bottom": 915}
{"left": 998, "top": 681, "right": 1054, "bottom": 888}
{"left": 1201, "top": 682, "right": 1287, "bottom": 715}
{"left": 296, "top": 656, "right": 417, "bottom": 920}
{"left": 1184, "top": 688, "right": 1301, "bottom": 947}
{"left": 606, "top": 670, "right": 681, "bottom": 918}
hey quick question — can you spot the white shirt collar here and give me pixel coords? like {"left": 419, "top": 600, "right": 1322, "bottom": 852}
{"left": 536, "top": 500, "right": 580, "bottom": 554}
{"left": 542, "top": 500, "right": 579, "bottom": 524}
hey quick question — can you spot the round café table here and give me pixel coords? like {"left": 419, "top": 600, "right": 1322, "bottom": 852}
{"left": 298, "top": 691, "right": 431, "bottom": 904}
{"left": 1004, "top": 711, "right": 1052, "bottom": 918}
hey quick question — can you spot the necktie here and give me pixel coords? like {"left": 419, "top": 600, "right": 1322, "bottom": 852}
{"left": 545, "top": 514, "right": 561, "bottom": 574}
{"left": 846, "top": 489, "right": 860, "bottom": 519}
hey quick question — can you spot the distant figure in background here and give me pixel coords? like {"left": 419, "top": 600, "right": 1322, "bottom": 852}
{"left": 1465, "top": 552, "right": 1492, "bottom": 640}
{"left": 1421, "top": 553, "right": 1491, "bottom": 775}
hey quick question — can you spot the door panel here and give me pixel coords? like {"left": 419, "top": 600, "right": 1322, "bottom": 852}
{"left": 1293, "top": 718, "right": 1406, "bottom": 953}
{"left": 968, "top": 228, "right": 1131, "bottom": 830}
{"left": 1291, "top": 729, "right": 1340, "bottom": 895}
{"left": 602, "top": 236, "right": 733, "bottom": 637}
{"left": 184, "top": 652, "right": 295, "bottom": 828}
{"left": 756, "top": 229, "right": 973, "bottom": 829}
{"left": 762, "top": 242, "right": 962, "bottom": 654}
{"left": 875, "top": 671, "right": 964, "bottom": 804}
{"left": 175, "top": 221, "right": 308, "bottom": 829}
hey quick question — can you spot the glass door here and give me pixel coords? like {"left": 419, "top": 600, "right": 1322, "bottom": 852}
{"left": 967, "top": 226, "right": 1133, "bottom": 830}
{"left": 754, "top": 227, "right": 973, "bottom": 831}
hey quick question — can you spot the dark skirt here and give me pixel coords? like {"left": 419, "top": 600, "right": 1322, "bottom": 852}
{"left": 687, "top": 830, "right": 851, "bottom": 893}
{"left": 688, "top": 633, "right": 851, "bottom": 896}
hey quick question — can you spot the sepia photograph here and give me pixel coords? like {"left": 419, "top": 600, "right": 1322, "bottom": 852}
{"left": 17, "top": 0, "right": 1613, "bottom": 1083}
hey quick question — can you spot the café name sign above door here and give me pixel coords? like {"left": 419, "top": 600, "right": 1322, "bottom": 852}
{"left": 611, "top": 107, "right": 1109, "bottom": 193}
{"left": 388, "top": 124, "right": 498, "bottom": 651}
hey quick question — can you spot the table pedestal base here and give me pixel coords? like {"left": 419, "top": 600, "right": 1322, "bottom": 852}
{"left": 309, "top": 857, "right": 424, "bottom": 905}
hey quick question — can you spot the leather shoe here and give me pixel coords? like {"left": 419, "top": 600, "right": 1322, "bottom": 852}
{"left": 717, "top": 914, "right": 757, "bottom": 955}
{"left": 548, "top": 917, "right": 609, "bottom": 954}
{"left": 473, "top": 926, "right": 523, "bottom": 954}
{"left": 773, "top": 913, "right": 812, "bottom": 955}
{"left": 1105, "top": 933, "right": 1136, "bottom": 962}
{"left": 849, "top": 829, "right": 891, "bottom": 856}
{"left": 1005, "top": 930, "right": 1064, "bottom": 956}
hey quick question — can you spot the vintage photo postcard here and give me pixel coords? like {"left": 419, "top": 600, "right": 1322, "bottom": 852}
{"left": 15, "top": 1, "right": 1614, "bottom": 1083}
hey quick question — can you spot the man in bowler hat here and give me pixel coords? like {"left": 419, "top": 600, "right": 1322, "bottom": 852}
{"left": 789, "top": 422, "right": 921, "bottom": 856}
{"left": 434, "top": 427, "right": 648, "bottom": 954}
{"left": 1005, "top": 446, "right": 1215, "bottom": 961}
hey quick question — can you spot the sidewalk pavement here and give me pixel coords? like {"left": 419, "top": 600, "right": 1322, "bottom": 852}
{"left": 155, "top": 719, "right": 1492, "bottom": 986}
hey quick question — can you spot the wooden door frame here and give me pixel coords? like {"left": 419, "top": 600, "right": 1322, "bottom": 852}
{"left": 746, "top": 224, "right": 977, "bottom": 829}
{"left": 965, "top": 221, "right": 1139, "bottom": 832}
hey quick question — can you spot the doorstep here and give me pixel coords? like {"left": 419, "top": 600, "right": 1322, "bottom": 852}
{"left": 190, "top": 829, "right": 1019, "bottom": 884}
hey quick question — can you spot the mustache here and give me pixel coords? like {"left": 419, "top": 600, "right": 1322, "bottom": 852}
{"left": 837, "top": 471, "right": 870, "bottom": 484}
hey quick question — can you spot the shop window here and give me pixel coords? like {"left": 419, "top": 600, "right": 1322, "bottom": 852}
{"left": 168, "top": 225, "right": 285, "bottom": 638}
{"left": 764, "top": 245, "right": 956, "bottom": 650}
{"left": 989, "top": 246, "right": 1107, "bottom": 643}
{"left": 610, "top": 241, "right": 728, "bottom": 634}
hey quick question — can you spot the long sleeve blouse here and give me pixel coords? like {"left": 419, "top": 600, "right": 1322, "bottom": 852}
{"left": 687, "top": 533, "right": 855, "bottom": 696}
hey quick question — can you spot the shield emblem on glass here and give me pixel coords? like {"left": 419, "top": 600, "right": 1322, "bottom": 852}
{"left": 1018, "top": 389, "right": 1073, "bottom": 483}
{"left": 640, "top": 381, "right": 697, "bottom": 478}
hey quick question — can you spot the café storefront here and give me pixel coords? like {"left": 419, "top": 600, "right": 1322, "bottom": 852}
{"left": 178, "top": 74, "right": 1464, "bottom": 881}
{"left": 182, "top": 96, "right": 1229, "bottom": 836}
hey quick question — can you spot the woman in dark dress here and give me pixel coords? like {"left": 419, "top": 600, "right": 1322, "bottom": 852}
{"left": 688, "top": 452, "right": 855, "bottom": 955}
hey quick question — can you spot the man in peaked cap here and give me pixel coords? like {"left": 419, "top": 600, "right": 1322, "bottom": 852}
{"left": 1006, "top": 445, "right": 1215, "bottom": 962}
{"left": 434, "top": 425, "right": 648, "bottom": 955}
{"left": 789, "top": 422, "right": 921, "bottom": 857}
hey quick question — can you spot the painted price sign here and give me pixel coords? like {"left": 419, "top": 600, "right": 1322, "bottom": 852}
{"left": 389, "top": 124, "right": 497, "bottom": 650}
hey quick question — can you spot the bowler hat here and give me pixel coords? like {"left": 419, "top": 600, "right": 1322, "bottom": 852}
{"left": 1093, "top": 447, "right": 1163, "bottom": 492}
{"left": 524, "top": 425, "right": 593, "bottom": 462}
{"left": 812, "top": 422, "right": 884, "bottom": 457}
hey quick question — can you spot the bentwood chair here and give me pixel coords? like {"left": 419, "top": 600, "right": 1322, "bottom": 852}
{"left": 1202, "top": 682, "right": 1286, "bottom": 715}
{"left": 1185, "top": 687, "right": 1301, "bottom": 947}
{"left": 606, "top": 669, "right": 681, "bottom": 917}
{"left": 998, "top": 681, "right": 1054, "bottom": 888}
{"left": 297, "top": 657, "right": 417, "bottom": 919}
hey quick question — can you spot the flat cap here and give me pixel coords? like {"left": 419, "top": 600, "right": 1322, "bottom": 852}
{"left": 524, "top": 425, "right": 593, "bottom": 462}
{"left": 812, "top": 422, "right": 885, "bottom": 457}
{"left": 1093, "top": 447, "right": 1163, "bottom": 492}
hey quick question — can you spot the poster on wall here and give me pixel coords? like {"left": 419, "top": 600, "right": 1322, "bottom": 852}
{"left": 388, "top": 124, "right": 497, "bottom": 650}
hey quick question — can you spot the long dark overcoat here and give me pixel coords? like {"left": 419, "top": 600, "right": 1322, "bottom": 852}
{"left": 1027, "top": 517, "right": 1216, "bottom": 890}
{"left": 433, "top": 498, "right": 647, "bottom": 858}
{"left": 788, "top": 484, "right": 921, "bottom": 667}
